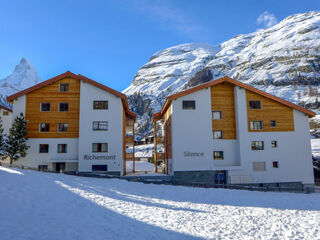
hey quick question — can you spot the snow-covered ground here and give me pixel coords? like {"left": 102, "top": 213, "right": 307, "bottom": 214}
{"left": 1, "top": 166, "right": 320, "bottom": 240}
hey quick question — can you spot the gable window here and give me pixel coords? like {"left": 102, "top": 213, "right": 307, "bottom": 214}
{"left": 273, "top": 161, "right": 279, "bottom": 168}
{"left": 59, "top": 103, "right": 69, "bottom": 112}
{"left": 39, "top": 123, "right": 49, "bottom": 132}
{"left": 57, "top": 144, "right": 67, "bottom": 153}
{"left": 3, "top": 111, "right": 9, "bottom": 116}
{"left": 40, "top": 103, "right": 50, "bottom": 112}
{"left": 253, "top": 162, "right": 266, "bottom": 171}
{"left": 270, "top": 120, "right": 277, "bottom": 127}
{"left": 212, "top": 111, "right": 222, "bottom": 120}
{"left": 93, "top": 101, "right": 108, "bottom": 110}
{"left": 213, "top": 151, "right": 224, "bottom": 160}
{"left": 58, "top": 123, "right": 68, "bottom": 132}
{"left": 271, "top": 140, "right": 277, "bottom": 148}
{"left": 182, "top": 100, "right": 196, "bottom": 110}
{"left": 250, "top": 121, "right": 263, "bottom": 130}
{"left": 60, "top": 83, "right": 69, "bottom": 92}
{"left": 93, "top": 121, "right": 108, "bottom": 131}
{"left": 249, "top": 100, "right": 261, "bottom": 109}
{"left": 92, "top": 143, "right": 108, "bottom": 152}
{"left": 213, "top": 130, "right": 223, "bottom": 139}
{"left": 251, "top": 141, "right": 264, "bottom": 150}
{"left": 39, "top": 144, "right": 49, "bottom": 153}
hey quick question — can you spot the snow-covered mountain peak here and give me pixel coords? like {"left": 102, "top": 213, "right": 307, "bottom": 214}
{"left": 0, "top": 58, "right": 41, "bottom": 108}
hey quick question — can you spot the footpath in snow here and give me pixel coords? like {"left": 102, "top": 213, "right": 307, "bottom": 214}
{"left": 0, "top": 166, "right": 320, "bottom": 240}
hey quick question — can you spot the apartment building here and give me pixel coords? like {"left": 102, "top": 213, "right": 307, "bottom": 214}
{"left": 153, "top": 76, "right": 315, "bottom": 189}
{"left": 0, "top": 105, "right": 12, "bottom": 135}
{"left": 7, "top": 71, "right": 136, "bottom": 175}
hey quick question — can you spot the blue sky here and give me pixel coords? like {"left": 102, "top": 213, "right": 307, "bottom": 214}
{"left": 0, "top": 0, "right": 319, "bottom": 91}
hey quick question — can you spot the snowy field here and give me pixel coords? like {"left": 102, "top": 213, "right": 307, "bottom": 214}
{"left": 1, "top": 167, "right": 320, "bottom": 240}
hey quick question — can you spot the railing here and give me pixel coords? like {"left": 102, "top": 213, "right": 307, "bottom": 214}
{"left": 125, "top": 153, "right": 134, "bottom": 159}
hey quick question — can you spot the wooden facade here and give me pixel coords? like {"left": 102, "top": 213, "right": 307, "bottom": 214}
{"left": 246, "top": 90, "right": 294, "bottom": 132}
{"left": 25, "top": 77, "right": 80, "bottom": 138}
{"left": 211, "top": 83, "right": 237, "bottom": 139}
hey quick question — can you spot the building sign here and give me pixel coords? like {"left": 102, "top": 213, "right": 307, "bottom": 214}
{"left": 184, "top": 151, "right": 204, "bottom": 157}
{"left": 84, "top": 154, "right": 116, "bottom": 160}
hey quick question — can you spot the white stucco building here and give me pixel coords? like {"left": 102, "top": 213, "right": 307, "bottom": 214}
{"left": 6, "top": 71, "right": 136, "bottom": 175}
{"left": 0, "top": 105, "right": 12, "bottom": 135}
{"left": 153, "top": 76, "right": 315, "bottom": 189}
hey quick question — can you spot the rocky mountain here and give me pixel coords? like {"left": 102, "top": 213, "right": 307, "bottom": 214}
{"left": 0, "top": 58, "right": 41, "bottom": 108}
{"left": 124, "top": 11, "right": 320, "bottom": 139}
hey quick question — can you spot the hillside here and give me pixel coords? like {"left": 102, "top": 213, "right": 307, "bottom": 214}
{"left": 124, "top": 11, "right": 320, "bottom": 139}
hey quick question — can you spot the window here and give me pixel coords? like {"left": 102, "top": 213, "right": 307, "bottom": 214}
{"left": 38, "top": 165, "right": 48, "bottom": 171}
{"left": 57, "top": 144, "right": 67, "bottom": 153}
{"left": 93, "top": 101, "right": 108, "bottom": 110}
{"left": 212, "top": 111, "right": 222, "bottom": 120}
{"left": 60, "top": 83, "right": 69, "bottom": 92}
{"left": 213, "top": 151, "right": 224, "bottom": 160}
{"left": 270, "top": 120, "right": 276, "bottom": 127}
{"left": 249, "top": 100, "right": 261, "bottom": 109}
{"left": 40, "top": 103, "right": 50, "bottom": 112}
{"left": 39, "top": 123, "right": 49, "bottom": 132}
{"left": 58, "top": 123, "right": 68, "bottom": 132}
{"left": 3, "top": 111, "right": 9, "bottom": 116}
{"left": 253, "top": 162, "right": 266, "bottom": 171}
{"left": 271, "top": 140, "right": 277, "bottom": 148}
{"left": 93, "top": 121, "right": 108, "bottom": 131}
{"left": 251, "top": 141, "right": 264, "bottom": 150}
{"left": 92, "top": 143, "right": 108, "bottom": 152}
{"left": 273, "top": 161, "right": 279, "bottom": 168}
{"left": 250, "top": 121, "right": 264, "bottom": 130}
{"left": 92, "top": 165, "right": 108, "bottom": 171}
{"left": 59, "top": 103, "right": 69, "bottom": 112}
{"left": 39, "top": 144, "right": 49, "bottom": 153}
{"left": 182, "top": 100, "right": 196, "bottom": 110}
{"left": 213, "top": 130, "right": 223, "bottom": 139}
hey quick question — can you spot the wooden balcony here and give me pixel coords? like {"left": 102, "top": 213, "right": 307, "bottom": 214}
{"left": 156, "top": 153, "right": 165, "bottom": 160}
{"left": 125, "top": 153, "right": 134, "bottom": 160}
{"left": 126, "top": 120, "right": 134, "bottom": 128}
{"left": 155, "top": 137, "right": 164, "bottom": 144}
{"left": 126, "top": 136, "right": 134, "bottom": 145}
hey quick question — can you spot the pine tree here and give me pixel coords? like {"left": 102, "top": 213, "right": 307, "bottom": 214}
{"left": 0, "top": 119, "right": 7, "bottom": 160}
{"left": 6, "top": 113, "right": 29, "bottom": 165}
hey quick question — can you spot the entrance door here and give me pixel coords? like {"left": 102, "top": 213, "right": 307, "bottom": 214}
{"left": 55, "top": 163, "right": 66, "bottom": 173}
{"left": 214, "top": 171, "right": 227, "bottom": 184}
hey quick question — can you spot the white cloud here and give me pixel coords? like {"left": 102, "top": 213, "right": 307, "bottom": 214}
{"left": 257, "top": 11, "right": 278, "bottom": 28}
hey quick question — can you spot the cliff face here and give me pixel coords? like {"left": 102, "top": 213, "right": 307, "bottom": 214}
{"left": 124, "top": 11, "right": 320, "bottom": 139}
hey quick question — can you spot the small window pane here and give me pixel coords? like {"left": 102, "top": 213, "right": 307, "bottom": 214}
{"left": 92, "top": 143, "right": 108, "bottom": 152}
{"left": 40, "top": 123, "right": 49, "bottom": 132}
{"left": 39, "top": 144, "right": 49, "bottom": 153}
{"left": 213, "top": 130, "right": 222, "bottom": 139}
{"left": 3, "top": 111, "right": 9, "bottom": 116}
{"left": 251, "top": 141, "right": 264, "bottom": 150}
{"left": 212, "top": 111, "right": 222, "bottom": 120}
{"left": 253, "top": 162, "right": 266, "bottom": 171}
{"left": 93, "top": 101, "right": 108, "bottom": 110}
{"left": 58, "top": 123, "right": 68, "bottom": 132}
{"left": 182, "top": 100, "right": 196, "bottom": 110}
{"left": 101, "top": 143, "right": 108, "bottom": 152}
{"left": 59, "top": 103, "right": 69, "bottom": 112}
{"left": 273, "top": 161, "right": 279, "bottom": 168}
{"left": 93, "top": 121, "right": 108, "bottom": 131}
{"left": 57, "top": 144, "right": 67, "bottom": 153}
{"left": 270, "top": 120, "right": 276, "bottom": 127}
{"left": 92, "top": 165, "right": 108, "bottom": 171}
{"left": 250, "top": 121, "right": 263, "bottom": 130}
{"left": 41, "top": 103, "right": 50, "bottom": 112}
{"left": 213, "top": 151, "right": 224, "bottom": 160}
{"left": 92, "top": 143, "right": 98, "bottom": 152}
{"left": 60, "top": 83, "right": 69, "bottom": 92}
{"left": 271, "top": 140, "right": 277, "bottom": 148}
{"left": 249, "top": 100, "right": 261, "bottom": 109}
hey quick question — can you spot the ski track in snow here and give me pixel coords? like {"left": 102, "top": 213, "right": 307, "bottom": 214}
{"left": 0, "top": 167, "right": 320, "bottom": 240}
